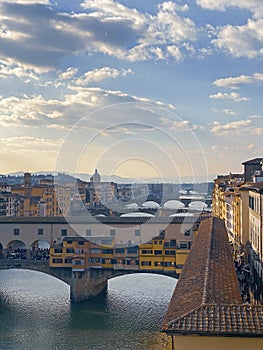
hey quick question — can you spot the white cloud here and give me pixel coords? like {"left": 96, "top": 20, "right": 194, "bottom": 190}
{"left": 0, "top": 0, "right": 200, "bottom": 72}
{"left": 213, "top": 72, "right": 263, "bottom": 89}
{"left": 161, "top": 117, "right": 204, "bottom": 132}
{"left": 73, "top": 67, "right": 133, "bottom": 86}
{"left": 213, "top": 19, "right": 263, "bottom": 58}
{"left": 167, "top": 46, "right": 183, "bottom": 61}
{"left": 196, "top": 0, "right": 263, "bottom": 18}
{"left": 209, "top": 92, "right": 250, "bottom": 102}
{"left": 211, "top": 119, "right": 263, "bottom": 135}
{"left": 58, "top": 67, "right": 78, "bottom": 80}
{"left": 0, "top": 63, "right": 39, "bottom": 81}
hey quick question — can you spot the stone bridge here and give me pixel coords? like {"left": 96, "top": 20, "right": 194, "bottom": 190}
{"left": 0, "top": 259, "right": 178, "bottom": 302}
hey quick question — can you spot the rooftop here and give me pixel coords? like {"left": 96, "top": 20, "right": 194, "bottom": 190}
{"left": 242, "top": 158, "right": 263, "bottom": 165}
{"left": 162, "top": 217, "right": 263, "bottom": 337}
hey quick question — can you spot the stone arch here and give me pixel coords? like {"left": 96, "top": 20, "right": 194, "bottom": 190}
{"left": 30, "top": 239, "right": 50, "bottom": 261}
{"left": 7, "top": 239, "right": 27, "bottom": 251}
{"left": 6, "top": 239, "right": 27, "bottom": 260}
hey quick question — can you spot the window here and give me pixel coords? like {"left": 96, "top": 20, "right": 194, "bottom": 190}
{"left": 184, "top": 230, "right": 190, "bottom": 236}
{"left": 86, "top": 229, "right": 92, "bottom": 236}
{"left": 52, "top": 258, "right": 63, "bottom": 264}
{"left": 54, "top": 248, "right": 63, "bottom": 253}
{"left": 13, "top": 228, "right": 20, "bottom": 236}
{"left": 90, "top": 248, "right": 101, "bottom": 254}
{"left": 61, "top": 228, "right": 67, "bottom": 236}
{"left": 115, "top": 248, "right": 125, "bottom": 254}
{"left": 66, "top": 248, "right": 74, "bottom": 253}
{"left": 134, "top": 229, "right": 140, "bottom": 237}
{"left": 154, "top": 261, "right": 163, "bottom": 266}
{"left": 102, "top": 249, "right": 113, "bottom": 254}
{"left": 154, "top": 250, "right": 162, "bottom": 255}
{"left": 141, "top": 261, "right": 151, "bottom": 266}
{"left": 159, "top": 230, "right": 165, "bottom": 236}
{"left": 65, "top": 258, "right": 72, "bottom": 264}
{"left": 78, "top": 241, "right": 84, "bottom": 246}
{"left": 179, "top": 242, "right": 188, "bottom": 249}
{"left": 37, "top": 228, "right": 43, "bottom": 235}
{"left": 141, "top": 249, "right": 152, "bottom": 254}
{"left": 73, "top": 259, "right": 84, "bottom": 265}
{"left": 165, "top": 250, "right": 175, "bottom": 256}
{"left": 110, "top": 229, "right": 116, "bottom": 237}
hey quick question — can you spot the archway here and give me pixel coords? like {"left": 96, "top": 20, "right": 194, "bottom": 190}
{"left": 30, "top": 240, "right": 50, "bottom": 261}
{"left": 6, "top": 240, "right": 27, "bottom": 259}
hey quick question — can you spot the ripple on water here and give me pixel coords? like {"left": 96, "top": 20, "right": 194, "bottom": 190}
{"left": 0, "top": 270, "right": 177, "bottom": 350}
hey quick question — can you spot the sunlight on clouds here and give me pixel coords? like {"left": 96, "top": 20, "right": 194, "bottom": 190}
{"left": 73, "top": 67, "right": 133, "bottom": 86}
{"left": 196, "top": 0, "right": 263, "bottom": 18}
{"left": 211, "top": 119, "right": 263, "bottom": 135}
{"left": 209, "top": 92, "right": 250, "bottom": 102}
{"left": 213, "top": 72, "right": 263, "bottom": 89}
{"left": 213, "top": 19, "right": 263, "bottom": 58}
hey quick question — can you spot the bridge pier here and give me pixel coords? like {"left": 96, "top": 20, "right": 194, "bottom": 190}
{"left": 70, "top": 269, "right": 112, "bottom": 302}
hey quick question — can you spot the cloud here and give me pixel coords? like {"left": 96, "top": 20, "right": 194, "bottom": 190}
{"left": 212, "top": 19, "right": 263, "bottom": 58}
{"left": 0, "top": 0, "right": 200, "bottom": 72}
{"left": 196, "top": 0, "right": 263, "bottom": 18}
{"left": 0, "top": 63, "right": 39, "bottom": 81}
{"left": 58, "top": 67, "right": 78, "bottom": 80}
{"left": 161, "top": 117, "right": 204, "bottom": 132}
{"left": 73, "top": 67, "right": 133, "bottom": 86}
{"left": 211, "top": 119, "right": 263, "bottom": 135}
{"left": 213, "top": 72, "right": 263, "bottom": 89}
{"left": 209, "top": 92, "right": 250, "bottom": 102}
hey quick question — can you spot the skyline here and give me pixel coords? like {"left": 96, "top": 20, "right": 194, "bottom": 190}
{"left": 0, "top": 0, "right": 262, "bottom": 182}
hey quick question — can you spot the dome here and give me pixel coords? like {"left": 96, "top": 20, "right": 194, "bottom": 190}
{"left": 95, "top": 214, "right": 106, "bottom": 217}
{"left": 188, "top": 201, "right": 208, "bottom": 210}
{"left": 169, "top": 212, "right": 194, "bottom": 217}
{"left": 120, "top": 212, "right": 155, "bottom": 218}
{"left": 124, "top": 203, "right": 139, "bottom": 210}
{"left": 163, "top": 200, "right": 185, "bottom": 210}
{"left": 141, "top": 201, "right": 160, "bottom": 209}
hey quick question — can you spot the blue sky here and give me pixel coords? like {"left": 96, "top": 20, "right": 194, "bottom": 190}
{"left": 0, "top": 0, "right": 262, "bottom": 182}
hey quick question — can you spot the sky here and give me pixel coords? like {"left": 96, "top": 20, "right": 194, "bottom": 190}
{"left": 0, "top": 0, "right": 262, "bottom": 183}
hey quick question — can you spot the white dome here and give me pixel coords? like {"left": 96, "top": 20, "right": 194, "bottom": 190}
{"left": 120, "top": 212, "right": 155, "bottom": 218}
{"left": 169, "top": 212, "right": 194, "bottom": 217}
{"left": 164, "top": 200, "right": 185, "bottom": 210}
{"left": 95, "top": 214, "right": 106, "bottom": 217}
{"left": 188, "top": 201, "right": 208, "bottom": 210}
{"left": 124, "top": 203, "right": 139, "bottom": 210}
{"left": 141, "top": 201, "right": 160, "bottom": 209}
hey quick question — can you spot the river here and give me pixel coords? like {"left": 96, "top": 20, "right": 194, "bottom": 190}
{"left": 0, "top": 270, "right": 177, "bottom": 350}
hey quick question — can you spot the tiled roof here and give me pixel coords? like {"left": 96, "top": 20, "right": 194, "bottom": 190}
{"left": 166, "top": 304, "right": 263, "bottom": 336}
{"left": 162, "top": 217, "right": 263, "bottom": 337}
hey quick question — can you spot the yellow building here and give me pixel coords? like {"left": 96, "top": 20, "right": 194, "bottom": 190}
{"left": 139, "top": 235, "right": 177, "bottom": 273}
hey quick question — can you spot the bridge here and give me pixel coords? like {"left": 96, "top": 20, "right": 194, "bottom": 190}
{"left": 0, "top": 216, "right": 210, "bottom": 301}
{"left": 0, "top": 257, "right": 178, "bottom": 302}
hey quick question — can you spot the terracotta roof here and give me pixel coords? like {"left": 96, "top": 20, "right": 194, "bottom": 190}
{"left": 162, "top": 217, "right": 263, "bottom": 337}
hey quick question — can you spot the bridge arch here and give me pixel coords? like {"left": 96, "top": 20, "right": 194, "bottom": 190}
{"left": 7, "top": 239, "right": 26, "bottom": 251}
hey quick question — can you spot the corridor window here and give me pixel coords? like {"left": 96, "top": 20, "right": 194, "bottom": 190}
{"left": 110, "top": 229, "right": 116, "bottom": 237}
{"left": 13, "top": 228, "right": 20, "bottom": 236}
{"left": 61, "top": 228, "right": 67, "bottom": 236}
{"left": 37, "top": 228, "right": 43, "bottom": 235}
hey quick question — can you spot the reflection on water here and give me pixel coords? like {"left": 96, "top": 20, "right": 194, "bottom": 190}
{"left": 0, "top": 270, "right": 177, "bottom": 350}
